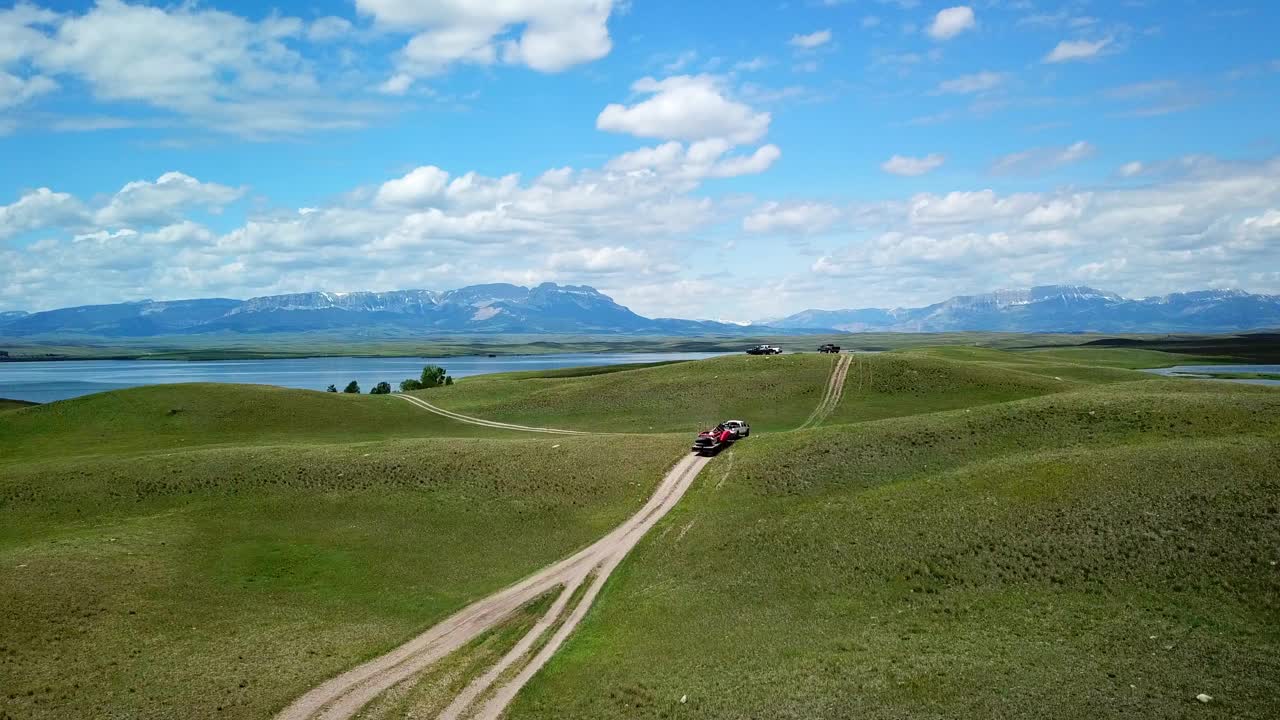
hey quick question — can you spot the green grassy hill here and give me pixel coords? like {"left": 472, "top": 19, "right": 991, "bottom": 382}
{"left": 508, "top": 380, "right": 1280, "bottom": 719}
{"left": 2, "top": 347, "right": 1276, "bottom": 719}
{"left": 418, "top": 353, "right": 839, "bottom": 433}
{"left": 0, "top": 397, "right": 38, "bottom": 412}
{"left": 0, "top": 383, "right": 517, "bottom": 464}
{"left": 0, "top": 431, "right": 687, "bottom": 719}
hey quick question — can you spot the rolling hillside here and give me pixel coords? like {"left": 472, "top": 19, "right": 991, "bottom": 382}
{"left": 509, "top": 381, "right": 1280, "bottom": 719}
{"left": 2, "top": 348, "right": 1276, "bottom": 719}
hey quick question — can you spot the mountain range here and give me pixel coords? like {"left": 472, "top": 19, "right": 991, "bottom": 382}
{"left": 766, "top": 286, "right": 1280, "bottom": 334}
{"left": 1, "top": 284, "right": 1277, "bottom": 338}
{"left": 0, "top": 283, "right": 759, "bottom": 338}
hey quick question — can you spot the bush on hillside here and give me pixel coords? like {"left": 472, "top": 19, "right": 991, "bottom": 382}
{"left": 326, "top": 384, "right": 337, "bottom": 393}
{"left": 370, "top": 382, "right": 392, "bottom": 395}
{"left": 343, "top": 381, "right": 360, "bottom": 394}
{"left": 401, "top": 365, "right": 453, "bottom": 391}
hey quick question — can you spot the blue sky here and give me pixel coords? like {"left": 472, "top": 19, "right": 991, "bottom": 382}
{"left": 2, "top": 0, "right": 1279, "bottom": 320}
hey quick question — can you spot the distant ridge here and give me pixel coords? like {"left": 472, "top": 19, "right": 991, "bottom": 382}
{"left": 3, "top": 284, "right": 1277, "bottom": 338}
{"left": 763, "top": 285, "right": 1280, "bottom": 333}
{"left": 0, "top": 283, "right": 816, "bottom": 338}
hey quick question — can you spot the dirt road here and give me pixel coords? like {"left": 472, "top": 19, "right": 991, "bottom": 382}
{"left": 395, "top": 394, "right": 591, "bottom": 435}
{"left": 797, "top": 353, "right": 853, "bottom": 430}
{"left": 275, "top": 453, "right": 709, "bottom": 720}
{"left": 278, "top": 355, "right": 851, "bottom": 719}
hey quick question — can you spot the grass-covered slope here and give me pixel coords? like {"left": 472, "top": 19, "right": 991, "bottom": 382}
{"left": 422, "top": 349, "right": 1133, "bottom": 434}
{"left": 0, "top": 383, "right": 516, "bottom": 464}
{"left": 421, "top": 353, "right": 839, "bottom": 433}
{"left": 510, "top": 381, "right": 1280, "bottom": 720}
{"left": 0, "top": 432, "right": 686, "bottom": 720}
{"left": 0, "top": 398, "right": 38, "bottom": 412}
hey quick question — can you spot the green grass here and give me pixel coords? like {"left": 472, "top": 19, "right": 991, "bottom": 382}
{"left": 422, "top": 353, "right": 841, "bottom": 433}
{"left": 3, "top": 344, "right": 1277, "bottom": 719}
{"left": 0, "top": 433, "right": 686, "bottom": 720}
{"left": 0, "top": 383, "right": 519, "bottom": 465}
{"left": 509, "top": 381, "right": 1280, "bottom": 720}
{"left": 0, "top": 398, "right": 37, "bottom": 412}
{"left": 1202, "top": 372, "right": 1280, "bottom": 381}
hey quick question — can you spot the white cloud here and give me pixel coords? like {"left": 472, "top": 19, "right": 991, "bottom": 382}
{"left": 733, "top": 57, "right": 770, "bottom": 72}
{"left": 547, "top": 246, "right": 652, "bottom": 274}
{"left": 992, "top": 141, "right": 1096, "bottom": 176}
{"left": 881, "top": 154, "right": 946, "bottom": 177}
{"left": 937, "top": 71, "right": 1005, "bottom": 95}
{"left": 744, "top": 202, "right": 841, "bottom": 234}
{"left": 0, "top": 70, "right": 56, "bottom": 109}
{"left": 377, "top": 73, "right": 414, "bottom": 95}
{"left": 605, "top": 139, "right": 781, "bottom": 180}
{"left": 927, "top": 7, "right": 976, "bottom": 41}
{"left": 801, "top": 157, "right": 1280, "bottom": 309}
{"left": 789, "top": 30, "right": 832, "bottom": 49}
{"left": 357, "top": 0, "right": 615, "bottom": 75}
{"left": 14, "top": 0, "right": 376, "bottom": 136}
{"left": 376, "top": 166, "right": 452, "bottom": 206}
{"left": 596, "top": 75, "right": 772, "bottom": 145}
{"left": 308, "top": 16, "right": 353, "bottom": 42}
{"left": 1118, "top": 161, "right": 1145, "bottom": 178}
{"left": 0, "top": 188, "right": 87, "bottom": 239}
{"left": 96, "top": 172, "right": 246, "bottom": 227}
{"left": 1044, "top": 37, "right": 1112, "bottom": 63}
{"left": 908, "top": 190, "right": 1039, "bottom": 225}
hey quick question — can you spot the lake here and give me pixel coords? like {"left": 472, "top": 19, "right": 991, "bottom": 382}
{"left": 0, "top": 353, "right": 731, "bottom": 403}
{"left": 1142, "top": 364, "right": 1280, "bottom": 387}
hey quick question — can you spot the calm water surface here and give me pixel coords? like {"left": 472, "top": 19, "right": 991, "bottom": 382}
{"left": 0, "top": 353, "right": 730, "bottom": 403}
{"left": 1142, "top": 365, "right": 1280, "bottom": 387}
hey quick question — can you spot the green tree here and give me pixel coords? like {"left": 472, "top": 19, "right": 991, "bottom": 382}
{"left": 326, "top": 384, "right": 337, "bottom": 393}
{"left": 403, "top": 365, "right": 453, "bottom": 391}
{"left": 343, "top": 381, "right": 360, "bottom": 394}
{"left": 422, "top": 365, "right": 454, "bottom": 388}
{"left": 370, "top": 381, "right": 392, "bottom": 395}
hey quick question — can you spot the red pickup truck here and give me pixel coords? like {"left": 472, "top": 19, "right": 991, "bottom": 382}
{"left": 691, "top": 420, "right": 750, "bottom": 455}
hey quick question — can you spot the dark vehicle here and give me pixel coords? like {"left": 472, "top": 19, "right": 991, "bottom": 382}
{"left": 746, "top": 344, "right": 783, "bottom": 355}
{"left": 692, "top": 420, "right": 750, "bottom": 455}
{"left": 818, "top": 343, "right": 841, "bottom": 353}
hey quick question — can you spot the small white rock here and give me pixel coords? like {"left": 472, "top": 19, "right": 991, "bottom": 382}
{"left": 552, "top": 444, "right": 561, "bottom": 449}
{"left": 1196, "top": 693, "right": 1212, "bottom": 703}
{"left": 680, "top": 695, "right": 688, "bottom": 704}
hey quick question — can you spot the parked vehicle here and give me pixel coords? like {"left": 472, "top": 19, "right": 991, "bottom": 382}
{"left": 746, "top": 344, "right": 783, "bottom": 355}
{"left": 692, "top": 420, "right": 750, "bottom": 454}
{"left": 818, "top": 343, "right": 841, "bottom": 354}
{"left": 723, "top": 420, "right": 751, "bottom": 438}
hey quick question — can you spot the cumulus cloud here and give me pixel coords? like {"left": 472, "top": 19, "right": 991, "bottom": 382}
{"left": 927, "top": 6, "right": 976, "bottom": 40}
{"left": 1, "top": 138, "right": 790, "bottom": 311}
{"left": 596, "top": 75, "right": 772, "bottom": 145}
{"left": 743, "top": 202, "right": 841, "bottom": 234}
{"left": 937, "top": 71, "right": 1005, "bottom": 95}
{"left": 547, "top": 246, "right": 652, "bottom": 274}
{"left": 96, "top": 172, "right": 246, "bottom": 227}
{"left": 789, "top": 30, "right": 832, "bottom": 49}
{"left": 308, "top": 16, "right": 353, "bottom": 42}
{"left": 992, "top": 141, "right": 1096, "bottom": 176}
{"left": 803, "top": 156, "right": 1280, "bottom": 309}
{"left": 357, "top": 0, "right": 615, "bottom": 75}
{"left": 881, "top": 154, "right": 946, "bottom": 177}
{"left": 606, "top": 140, "right": 781, "bottom": 180}
{"left": 0, "top": 71, "right": 57, "bottom": 109}
{"left": 0, "top": 188, "right": 87, "bottom": 239}
{"left": 375, "top": 166, "right": 451, "bottom": 206}
{"left": 1118, "top": 161, "right": 1145, "bottom": 178}
{"left": 0, "top": 0, "right": 382, "bottom": 136}
{"left": 1044, "top": 37, "right": 1112, "bottom": 63}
